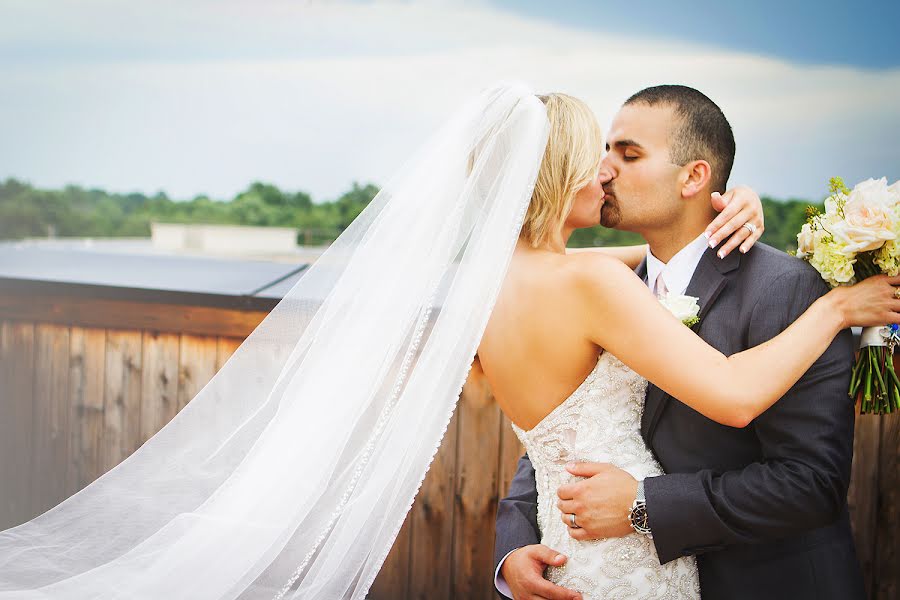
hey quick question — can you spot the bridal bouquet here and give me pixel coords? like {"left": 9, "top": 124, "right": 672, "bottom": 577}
{"left": 796, "top": 177, "right": 900, "bottom": 414}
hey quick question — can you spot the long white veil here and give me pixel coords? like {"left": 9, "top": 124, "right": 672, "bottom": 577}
{"left": 0, "top": 82, "right": 549, "bottom": 599}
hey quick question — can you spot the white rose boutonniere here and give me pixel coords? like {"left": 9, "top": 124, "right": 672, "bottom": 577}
{"left": 659, "top": 292, "right": 700, "bottom": 327}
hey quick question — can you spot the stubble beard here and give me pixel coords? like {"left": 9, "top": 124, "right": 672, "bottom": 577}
{"left": 600, "top": 199, "right": 621, "bottom": 229}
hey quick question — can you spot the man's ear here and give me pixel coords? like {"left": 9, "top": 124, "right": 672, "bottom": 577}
{"left": 679, "top": 160, "right": 712, "bottom": 199}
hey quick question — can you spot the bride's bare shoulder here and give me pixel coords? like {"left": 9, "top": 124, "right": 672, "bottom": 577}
{"left": 563, "top": 251, "right": 640, "bottom": 294}
{"left": 566, "top": 252, "right": 640, "bottom": 306}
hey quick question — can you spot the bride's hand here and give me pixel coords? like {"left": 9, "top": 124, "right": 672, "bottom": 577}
{"left": 704, "top": 185, "right": 765, "bottom": 258}
{"left": 827, "top": 274, "right": 900, "bottom": 329}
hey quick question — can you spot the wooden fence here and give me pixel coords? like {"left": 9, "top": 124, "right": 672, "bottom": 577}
{"left": 0, "top": 286, "right": 896, "bottom": 599}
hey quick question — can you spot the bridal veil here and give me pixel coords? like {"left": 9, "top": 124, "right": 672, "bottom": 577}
{"left": 0, "top": 82, "right": 549, "bottom": 599}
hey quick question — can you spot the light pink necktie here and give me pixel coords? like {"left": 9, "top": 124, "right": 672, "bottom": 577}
{"left": 655, "top": 272, "right": 669, "bottom": 298}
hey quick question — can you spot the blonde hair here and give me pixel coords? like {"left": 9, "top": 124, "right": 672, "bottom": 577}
{"left": 521, "top": 93, "right": 603, "bottom": 248}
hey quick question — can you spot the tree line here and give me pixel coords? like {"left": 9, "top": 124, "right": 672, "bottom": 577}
{"left": 0, "top": 178, "right": 818, "bottom": 251}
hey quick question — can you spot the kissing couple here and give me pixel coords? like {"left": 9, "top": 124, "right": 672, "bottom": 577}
{"left": 0, "top": 83, "right": 890, "bottom": 599}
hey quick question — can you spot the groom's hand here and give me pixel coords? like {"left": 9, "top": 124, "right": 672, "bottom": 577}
{"left": 501, "top": 545, "right": 582, "bottom": 600}
{"left": 556, "top": 462, "right": 637, "bottom": 540}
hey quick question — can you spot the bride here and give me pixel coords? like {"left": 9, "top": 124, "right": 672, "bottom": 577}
{"left": 0, "top": 83, "right": 896, "bottom": 599}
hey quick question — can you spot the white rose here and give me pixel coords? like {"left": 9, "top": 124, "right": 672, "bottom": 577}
{"left": 831, "top": 192, "right": 896, "bottom": 255}
{"left": 796, "top": 222, "right": 816, "bottom": 258}
{"left": 850, "top": 177, "right": 893, "bottom": 207}
{"left": 888, "top": 180, "right": 900, "bottom": 205}
{"left": 659, "top": 293, "right": 700, "bottom": 326}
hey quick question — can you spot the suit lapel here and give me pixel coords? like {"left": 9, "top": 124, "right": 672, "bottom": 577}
{"left": 640, "top": 246, "right": 740, "bottom": 441}
{"left": 635, "top": 256, "right": 648, "bottom": 283}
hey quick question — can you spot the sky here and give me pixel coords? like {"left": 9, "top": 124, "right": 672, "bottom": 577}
{"left": 0, "top": 0, "right": 898, "bottom": 203}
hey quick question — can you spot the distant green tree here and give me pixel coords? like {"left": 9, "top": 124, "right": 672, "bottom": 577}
{"left": 0, "top": 177, "right": 822, "bottom": 252}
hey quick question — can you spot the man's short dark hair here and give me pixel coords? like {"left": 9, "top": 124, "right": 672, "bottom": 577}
{"left": 624, "top": 85, "right": 735, "bottom": 193}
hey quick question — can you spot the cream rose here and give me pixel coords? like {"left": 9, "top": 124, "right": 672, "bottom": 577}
{"left": 796, "top": 222, "right": 816, "bottom": 258}
{"left": 888, "top": 180, "right": 900, "bottom": 206}
{"left": 849, "top": 177, "right": 893, "bottom": 207}
{"left": 831, "top": 193, "right": 896, "bottom": 255}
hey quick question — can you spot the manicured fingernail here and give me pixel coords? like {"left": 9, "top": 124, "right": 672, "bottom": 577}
{"left": 709, "top": 238, "right": 718, "bottom": 248}
{"left": 555, "top": 554, "right": 566, "bottom": 562}
{"left": 740, "top": 246, "right": 747, "bottom": 254}
{"left": 703, "top": 231, "right": 711, "bottom": 239}
{"left": 718, "top": 250, "right": 725, "bottom": 259}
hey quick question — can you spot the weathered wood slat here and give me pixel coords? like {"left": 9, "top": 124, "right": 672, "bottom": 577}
{"left": 452, "top": 364, "right": 502, "bottom": 600}
{"left": 497, "top": 412, "right": 524, "bottom": 513}
{"left": 408, "top": 408, "right": 460, "bottom": 600}
{"left": 31, "top": 323, "right": 71, "bottom": 517}
{"left": 138, "top": 331, "right": 180, "bottom": 445}
{"left": 67, "top": 327, "right": 106, "bottom": 495}
{"left": 848, "top": 413, "right": 882, "bottom": 598}
{"left": 370, "top": 515, "right": 412, "bottom": 600}
{"left": 101, "top": 330, "right": 143, "bottom": 473}
{"left": 875, "top": 412, "right": 899, "bottom": 600}
{"left": 0, "top": 321, "right": 35, "bottom": 529}
{"left": 177, "top": 334, "right": 219, "bottom": 412}
{"left": 216, "top": 336, "right": 244, "bottom": 370}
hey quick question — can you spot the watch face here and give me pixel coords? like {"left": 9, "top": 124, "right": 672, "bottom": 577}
{"left": 631, "top": 503, "right": 650, "bottom": 532}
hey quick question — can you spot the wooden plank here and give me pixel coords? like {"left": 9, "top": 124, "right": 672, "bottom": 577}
{"left": 369, "top": 513, "right": 411, "bottom": 600}
{"left": 409, "top": 407, "right": 459, "bottom": 600}
{"left": 875, "top": 411, "right": 899, "bottom": 599}
{"left": 497, "top": 412, "right": 525, "bottom": 506}
{"left": 139, "top": 331, "right": 180, "bottom": 445}
{"left": 31, "top": 323, "right": 71, "bottom": 517}
{"left": 101, "top": 329, "right": 143, "bottom": 473}
{"left": 0, "top": 293, "right": 269, "bottom": 338}
{"left": 216, "top": 336, "right": 244, "bottom": 371}
{"left": 451, "top": 365, "right": 502, "bottom": 600}
{"left": 848, "top": 412, "right": 882, "bottom": 597}
{"left": 177, "top": 334, "right": 219, "bottom": 412}
{"left": 67, "top": 326, "right": 106, "bottom": 495}
{"left": 0, "top": 321, "right": 35, "bottom": 529}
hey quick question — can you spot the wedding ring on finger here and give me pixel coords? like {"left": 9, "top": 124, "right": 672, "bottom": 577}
{"left": 893, "top": 287, "right": 900, "bottom": 300}
{"left": 569, "top": 513, "right": 581, "bottom": 529}
{"left": 742, "top": 222, "right": 757, "bottom": 235}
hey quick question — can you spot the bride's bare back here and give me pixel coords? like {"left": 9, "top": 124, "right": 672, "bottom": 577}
{"left": 478, "top": 243, "right": 602, "bottom": 431}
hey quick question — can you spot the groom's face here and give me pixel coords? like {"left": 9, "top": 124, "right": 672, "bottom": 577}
{"left": 599, "top": 103, "right": 684, "bottom": 232}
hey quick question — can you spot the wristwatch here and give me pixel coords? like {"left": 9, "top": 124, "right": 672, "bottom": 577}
{"left": 629, "top": 480, "right": 652, "bottom": 537}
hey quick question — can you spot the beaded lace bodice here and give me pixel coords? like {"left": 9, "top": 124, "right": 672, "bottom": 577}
{"left": 511, "top": 352, "right": 700, "bottom": 599}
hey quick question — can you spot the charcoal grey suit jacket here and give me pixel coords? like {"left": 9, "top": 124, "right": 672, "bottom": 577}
{"left": 493, "top": 243, "right": 866, "bottom": 599}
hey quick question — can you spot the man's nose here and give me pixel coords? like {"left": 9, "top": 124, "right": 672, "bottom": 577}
{"left": 598, "top": 154, "right": 616, "bottom": 180}
{"left": 597, "top": 164, "right": 614, "bottom": 184}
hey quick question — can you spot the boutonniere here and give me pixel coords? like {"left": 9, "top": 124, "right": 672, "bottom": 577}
{"left": 659, "top": 292, "right": 701, "bottom": 328}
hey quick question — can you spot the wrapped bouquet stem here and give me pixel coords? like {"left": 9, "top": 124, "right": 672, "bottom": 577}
{"left": 797, "top": 177, "right": 900, "bottom": 415}
{"left": 851, "top": 325, "right": 900, "bottom": 414}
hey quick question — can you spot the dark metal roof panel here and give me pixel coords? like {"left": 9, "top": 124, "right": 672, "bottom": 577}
{"left": 0, "top": 242, "right": 308, "bottom": 307}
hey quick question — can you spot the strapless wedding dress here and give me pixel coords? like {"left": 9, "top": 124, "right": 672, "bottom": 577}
{"left": 511, "top": 352, "right": 700, "bottom": 599}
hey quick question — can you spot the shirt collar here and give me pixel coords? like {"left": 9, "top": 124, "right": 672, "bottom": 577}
{"left": 646, "top": 232, "right": 710, "bottom": 296}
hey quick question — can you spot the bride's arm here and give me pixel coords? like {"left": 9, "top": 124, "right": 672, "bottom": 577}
{"left": 576, "top": 254, "right": 900, "bottom": 427}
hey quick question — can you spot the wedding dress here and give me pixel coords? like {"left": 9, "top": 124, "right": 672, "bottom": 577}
{"left": 512, "top": 352, "right": 701, "bottom": 599}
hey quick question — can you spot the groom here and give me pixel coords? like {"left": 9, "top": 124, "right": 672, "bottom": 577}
{"left": 494, "top": 85, "right": 866, "bottom": 599}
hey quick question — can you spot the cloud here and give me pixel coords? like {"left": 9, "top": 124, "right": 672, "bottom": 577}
{"left": 0, "top": 1, "right": 897, "bottom": 202}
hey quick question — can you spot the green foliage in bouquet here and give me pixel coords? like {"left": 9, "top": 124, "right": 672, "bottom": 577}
{"left": 796, "top": 176, "right": 900, "bottom": 415}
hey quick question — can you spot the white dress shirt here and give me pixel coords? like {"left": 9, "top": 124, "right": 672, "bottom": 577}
{"left": 493, "top": 232, "right": 711, "bottom": 598}
{"left": 646, "top": 232, "right": 710, "bottom": 297}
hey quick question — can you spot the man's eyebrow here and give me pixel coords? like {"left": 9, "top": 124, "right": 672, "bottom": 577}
{"left": 612, "top": 139, "right": 644, "bottom": 150}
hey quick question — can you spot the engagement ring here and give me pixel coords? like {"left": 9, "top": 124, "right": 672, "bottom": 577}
{"left": 742, "top": 222, "right": 757, "bottom": 235}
